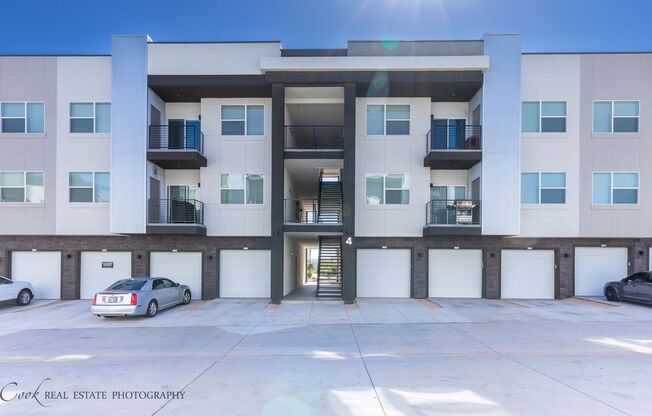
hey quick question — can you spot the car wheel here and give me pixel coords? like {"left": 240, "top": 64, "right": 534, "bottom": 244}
{"left": 104, "top": 316, "right": 115, "bottom": 319}
{"left": 182, "top": 290, "right": 192, "bottom": 305}
{"left": 146, "top": 300, "right": 158, "bottom": 318}
{"left": 605, "top": 287, "right": 618, "bottom": 302}
{"left": 16, "top": 289, "right": 33, "bottom": 306}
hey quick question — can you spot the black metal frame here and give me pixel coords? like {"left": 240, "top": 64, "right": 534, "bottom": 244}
{"left": 426, "top": 124, "right": 481, "bottom": 152}
{"left": 425, "top": 199, "right": 481, "bottom": 226}
{"left": 149, "top": 125, "right": 205, "bottom": 153}
{"left": 284, "top": 125, "right": 344, "bottom": 150}
{"left": 148, "top": 198, "right": 205, "bottom": 225}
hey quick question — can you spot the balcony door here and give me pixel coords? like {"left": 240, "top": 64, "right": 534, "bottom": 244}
{"left": 168, "top": 119, "right": 184, "bottom": 149}
{"left": 432, "top": 119, "right": 466, "bottom": 150}
{"left": 430, "top": 185, "right": 465, "bottom": 225}
{"left": 167, "top": 185, "right": 199, "bottom": 224}
{"left": 186, "top": 120, "right": 201, "bottom": 151}
{"left": 168, "top": 185, "right": 198, "bottom": 201}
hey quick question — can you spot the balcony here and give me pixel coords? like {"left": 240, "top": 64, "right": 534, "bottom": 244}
{"left": 424, "top": 199, "right": 481, "bottom": 236}
{"left": 424, "top": 124, "right": 482, "bottom": 169}
{"left": 147, "top": 125, "right": 207, "bottom": 169}
{"left": 284, "top": 125, "right": 344, "bottom": 158}
{"left": 146, "top": 198, "right": 206, "bottom": 236}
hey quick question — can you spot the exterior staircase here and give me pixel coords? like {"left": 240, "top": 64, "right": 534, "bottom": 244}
{"left": 317, "top": 172, "right": 342, "bottom": 224}
{"left": 316, "top": 236, "right": 342, "bottom": 297}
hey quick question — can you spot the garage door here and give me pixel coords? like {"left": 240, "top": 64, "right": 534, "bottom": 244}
{"left": 11, "top": 251, "right": 61, "bottom": 299}
{"left": 429, "top": 249, "right": 482, "bottom": 298}
{"left": 357, "top": 249, "right": 411, "bottom": 298}
{"left": 80, "top": 252, "right": 132, "bottom": 299}
{"left": 575, "top": 247, "right": 628, "bottom": 296}
{"left": 501, "top": 250, "right": 555, "bottom": 299}
{"left": 150, "top": 252, "right": 202, "bottom": 299}
{"left": 220, "top": 250, "right": 270, "bottom": 298}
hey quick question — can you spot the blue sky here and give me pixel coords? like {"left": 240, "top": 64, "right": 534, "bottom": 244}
{"left": 1, "top": 0, "right": 650, "bottom": 54}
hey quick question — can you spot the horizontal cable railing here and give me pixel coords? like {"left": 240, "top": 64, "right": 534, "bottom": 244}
{"left": 426, "top": 124, "right": 481, "bottom": 152}
{"left": 284, "top": 199, "right": 342, "bottom": 224}
{"left": 426, "top": 199, "right": 481, "bottom": 226}
{"left": 149, "top": 125, "right": 204, "bottom": 153}
{"left": 284, "top": 125, "right": 344, "bottom": 150}
{"left": 148, "top": 199, "right": 204, "bottom": 225}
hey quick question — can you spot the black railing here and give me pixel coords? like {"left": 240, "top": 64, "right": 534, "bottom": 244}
{"left": 426, "top": 124, "right": 481, "bottom": 152}
{"left": 148, "top": 199, "right": 204, "bottom": 225}
{"left": 426, "top": 199, "right": 480, "bottom": 226}
{"left": 284, "top": 125, "right": 344, "bottom": 150}
{"left": 149, "top": 125, "right": 204, "bottom": 153}
{"left": 284, "top": 199, "right": 342, "bottom": 224}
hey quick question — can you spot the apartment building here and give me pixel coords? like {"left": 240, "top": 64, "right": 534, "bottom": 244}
{"left": 0, "top": 34, "right": 650, "bottom": 303}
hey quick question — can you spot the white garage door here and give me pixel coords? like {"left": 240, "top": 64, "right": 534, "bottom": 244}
{"left": 575, "top": 247, "right": 628, "bottom": 296}
{"left": 12, "top": 251, "right": 61, "bottom": 299}
{"left": 357, "top": 249, "right": 411, "bottom": 298}
{"left": 150, "top": 252, "right": 203, "bottom": 299}
{"left": 429, "top": 249, "right": 482, "bottom": 298}
{"left": 80, "top": 252, "right": 132, "bottom": 299}
{"left": 501, "top": 250, "right": 555, "bottom": 299}
{"left": 220, "top": 250, "right": 270, "bottom": 298}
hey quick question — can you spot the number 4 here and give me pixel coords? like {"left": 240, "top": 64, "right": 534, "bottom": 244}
{"left": 345, "top": 237, "right": 352, "bottom": 245}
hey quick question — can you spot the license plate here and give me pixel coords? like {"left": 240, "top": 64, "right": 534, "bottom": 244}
{"left": 108, "top": 297, "right": 118, "bottom": 303}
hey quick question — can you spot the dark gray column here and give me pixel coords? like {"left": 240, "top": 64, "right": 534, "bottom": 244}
{"left": 341, "top": 83, "right": 356, "bottom": 304}
{"left": 558, "top": 243, "right": 574, "bottom": 298}
{"left": 270, "top": 84, "right": 285, "bottom": 304}
{"left": 483, "top": 249, "right": 500, "bottom": 299}
{"left": 412, "top": 244, "right": 428, "bottom": 298}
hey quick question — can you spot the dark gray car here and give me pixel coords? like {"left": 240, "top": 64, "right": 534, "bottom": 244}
{"left": 604, "top": 272, "right": 652, "bottom": 304}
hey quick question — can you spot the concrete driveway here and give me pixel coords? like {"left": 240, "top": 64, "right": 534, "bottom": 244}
{"left": 0, "top": 297, "right": 650, "bottom": 415}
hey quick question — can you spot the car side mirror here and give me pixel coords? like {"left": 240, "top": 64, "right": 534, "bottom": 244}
{"left": 174, "top": 283, "right": 179, "bottom": 287}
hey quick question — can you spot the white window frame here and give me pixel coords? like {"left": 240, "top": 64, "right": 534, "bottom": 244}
{"left": 0, "top": 101, "right": 45, "bottom": 134}
{"left": 68, "top": 172, "right": 109, "bottom": 203}
{"left": 220, "top": 173, "right": 264, "bottom": 205}
{"left": 592, "top": 100, "right": 640, "bottom": 133}
{"left": 592, "top": 171, "right": 639, "bottom": 205}
{"left": 365, "top": 174, "right": 410, "bottom": 205}
{"left": 521, "top": 101, "right": 567, "bottom": 133}
{"left": 69, "top": 102, "right": 111, "bottom": 134}
{"left": 521, "top": 172, "right": 567, "bottom": 204}
{"left": 220, "top": 105, "right": 264, "bottom": 136}
{"left": 366, "top": 104, "right": 410, "bottom": 136}
{"left": 0, "top": 171, "right": 44, "bottom": 203}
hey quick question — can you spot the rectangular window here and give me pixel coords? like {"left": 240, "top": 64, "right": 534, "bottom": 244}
{"left": 69, "top": 172, "right": 109, "bottom": 203}
{"left": 220, "top": 173, "right": 263, "bottom": 204}
{"left": 70, "top": 102, "right": 111, "bottom": 133}
{"left": 0, "top": 171, "right": 44, "bottom": 203}
{"left": 221, "top": 105, "right": 264, "bottom": 135}
{"left": 521, "top": 101, "right": 567, "bottom": 133}
{"left": 365, "top": 174, "right": 409, "bottom": 204}
{"left": 521, "top": 172, "right": 566, "bottom": 204}
{"left": 592, "top": 172, "right": 639, "bottom": 204}
{"left": 593, "top": 101, "right": 639, "bottom": 133}
{"left": 1, "top": 102, "right": 44, "bottom": 133}
{"left": 366, "top": 104, "right": 410, "bottom": 135}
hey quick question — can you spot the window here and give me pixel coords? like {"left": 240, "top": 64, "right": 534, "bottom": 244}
{"left": 70, "top": 102, "right": 111, "bottom": 133}
{"left": 593, "top": 101, "right": 639, "bottom": 133}
{"left": 1, "top": 102, "right": 44, "bottom": 133}
{"left": 69, "top": 172, "right": 110, "bottom": 203}
{"left": 0, "top": 172, "right": 44, "bottom": 203}
{"left": 521, "top": 172, "right": 566, "bottom": 204}
{"left": 366, "top": 104, "right": 410, "bottom": 135}
{"left": 220, "top": 174, "right": 264, "bottom": 204}
{"left": 221, "top": 105, "right": 264, "bottom": 135}
{"left": 592, "top": 172, "right": 638, "bottom": 204}
{"left": 168, "top": 185, "right": 198, "bottom": 201}
{"left": 365, "top": 174, "right": 409, "bottom": 204}
{"left": 521, "top": 101, "right": 567, "bottom": 133}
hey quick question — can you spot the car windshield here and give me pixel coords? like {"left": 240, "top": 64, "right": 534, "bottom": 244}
{"left": 107, "top": 279, "right": 147, "bottom": 291}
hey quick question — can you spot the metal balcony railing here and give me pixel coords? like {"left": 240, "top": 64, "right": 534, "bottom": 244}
{"left": 284, "top": 125, "right": 344, "bottom": 150}
{"left": 284, "top": 199, "right": 342, "bottom": 224}
{"left": 149, "top": 125, "right": 204, "bottom": 153}
{"left": 426, "top": 124, "right": 481, "bottom": 152}
{"left": 426, "top": 199, "right": 481, "bottom": 226}
{"left": 148, "top": 199, "right": 204, "bottom": 225}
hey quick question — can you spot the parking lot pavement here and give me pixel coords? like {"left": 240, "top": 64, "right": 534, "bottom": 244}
{"left": 0, "top": 298, "right": 650, "bottom": 415}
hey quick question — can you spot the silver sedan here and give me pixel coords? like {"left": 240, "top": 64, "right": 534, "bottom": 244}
{"left": 91, "top": 277, "right": 191, "bottom": 318}
{"left": 604, "top": 272, "right": 652, "bottom": 304}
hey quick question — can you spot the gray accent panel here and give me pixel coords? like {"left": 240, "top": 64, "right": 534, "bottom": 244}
{"left": 341, "top": 83, "right": 356, "bottom": 303}
{"left": 423, "top": 151, "right": 482, "bottom": 169}
{"left": 423, "top": 226, "right": 481, "bottom": 237}
{"left": 270, "top": 84, "right": 285, "bottom": 304}
{"left": 147, "top": 150, "right": 208, "bottom": 169}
